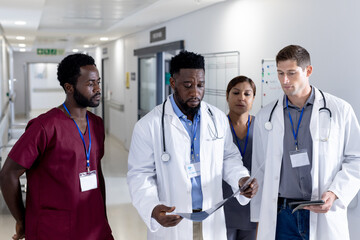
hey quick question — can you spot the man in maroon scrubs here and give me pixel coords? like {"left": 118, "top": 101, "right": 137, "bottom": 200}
{"left": 0, "top": 53, "right": 114, "bottom": 240}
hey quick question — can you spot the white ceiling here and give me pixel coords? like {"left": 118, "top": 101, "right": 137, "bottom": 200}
{"left": 0, "top": 0, "right": 225, "bottom": 53}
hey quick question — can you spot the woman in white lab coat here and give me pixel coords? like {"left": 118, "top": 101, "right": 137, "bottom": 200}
{"left": 127, "top": 96, "right": 252, "bottom": 240}
{"left": 251, "top": 87, "right": 360, "bottom": 240}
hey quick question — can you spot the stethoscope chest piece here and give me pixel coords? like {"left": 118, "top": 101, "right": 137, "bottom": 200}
{"left": 161, "top": 152, "right": 171, "bottom": 162}
{"left": 264, "top": 121, "right": 273, "bottom": 131}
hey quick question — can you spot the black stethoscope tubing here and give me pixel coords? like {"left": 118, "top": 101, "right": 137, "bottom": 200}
{"left": 266, "top": 89, "right": 331, "bottom": 130}
{"left": 268, "top": 99, "right": 279, "bottom": 123}
{"left": 161, "top": 98, "right": 221, "bottom": 161}
{"left": 318, "top": 89, "right": 332, "bottom": 118}
{"left": 162, "top": 98, "right": 167, "bottom": 153}
{"left": 161, "top": 99, "right": 171, "bottom": 162}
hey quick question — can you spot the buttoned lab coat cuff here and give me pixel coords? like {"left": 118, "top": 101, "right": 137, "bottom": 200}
{"left": 235, "top": 193, "right": 251, "bottom": 205}
{"left": 150, "top": 217, "right": 161, "bottom": 232}
{"left": 232, "top": 175, "right": 251, "bottom": 205}
{"left": 327, "top": 188, "right": 346, "bottom": 209}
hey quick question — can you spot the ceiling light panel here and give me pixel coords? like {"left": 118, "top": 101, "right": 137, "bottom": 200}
{"left": 39, "top": 0, "right": 158, "bottom": 31}
{"left": 14, "top": 21, "right": 27, "bottom": 25}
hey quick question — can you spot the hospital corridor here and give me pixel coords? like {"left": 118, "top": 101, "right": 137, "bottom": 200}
{"left": 1, "top": 0, "right": 360, "bottom": 239}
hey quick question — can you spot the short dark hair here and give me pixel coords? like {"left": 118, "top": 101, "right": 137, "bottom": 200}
{"left": 226, "top": 75, "right": 256, "bottom": 97}
{"left": 170, "top": 51, "right": 204, "bottom": 77}
{"left": 57, "top": 53, "right": 96, "bottom": 90}
{"left": 276, "top": 45, "right": 311, "bottom": 70}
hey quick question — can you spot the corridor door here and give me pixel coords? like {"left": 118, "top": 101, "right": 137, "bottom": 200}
{"left": 138, "top": 55, "right": 156, "bottom": 119}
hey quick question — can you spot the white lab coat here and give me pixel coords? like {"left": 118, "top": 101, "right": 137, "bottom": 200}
{"left": 251, "top": 87, "right": 360, "bottom": 240}
{"left": 127, "top": 97, "right": 250, "bottom": 240}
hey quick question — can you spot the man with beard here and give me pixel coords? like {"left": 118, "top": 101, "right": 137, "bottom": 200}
{"left": 0, "top": 53, "right": 114, "bottom": 240}
{"left": 127, "top": 51, "right": 258, "bottom": 240}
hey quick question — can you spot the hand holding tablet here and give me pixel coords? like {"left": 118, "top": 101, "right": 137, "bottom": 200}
{"left": 289, "top": 200, "right": 325, "bottom": 213}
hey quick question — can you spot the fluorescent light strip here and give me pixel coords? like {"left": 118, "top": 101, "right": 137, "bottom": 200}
{"left": 15, "top": 21, "right": 26, "bottom": 25}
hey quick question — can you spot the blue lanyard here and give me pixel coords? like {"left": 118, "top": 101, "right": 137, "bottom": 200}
{"left": 190, "top": 116, "right": 199, "bottom": 162}
{"left": 63, "top": 103, "right": 92, "bottom": 172}
{"left": 228, "top": 115, "right": 250, "bottom": 157}
{"left": 286, "top": 97, "right": 304, "bottom": 150}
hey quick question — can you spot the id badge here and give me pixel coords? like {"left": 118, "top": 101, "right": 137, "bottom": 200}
{"left": 289, "top": 149, "right": 310, "bottom": 168}
{"left": 79, "top": 170, "right": 97, "bottom": 192}
{"left": 185, "top": 162, "right": 201, "bottom": 178}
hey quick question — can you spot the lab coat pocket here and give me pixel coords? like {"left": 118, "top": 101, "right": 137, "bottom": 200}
{"left": 38, "top": 209, "right": 71, "bottom": 240}
{"left": 318, "top": 126, "right": 343, "bottom": 178}
{"left": 319, "top": 126, "right": 341, "bottom": 158}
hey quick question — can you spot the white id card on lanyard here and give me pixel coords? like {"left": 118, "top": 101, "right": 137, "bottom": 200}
{"left": 289, "top": 149, "right": 310, "bottom": 168}
{"left": 79, "top": 170, "right": 97, "bottom": 192}
{"left": 186, "top": 162, "right": 201, "bottom": 178}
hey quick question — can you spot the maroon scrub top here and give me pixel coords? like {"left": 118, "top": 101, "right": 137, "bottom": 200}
{"left": 9, "top": 108, "right": 113, "bottom": 240}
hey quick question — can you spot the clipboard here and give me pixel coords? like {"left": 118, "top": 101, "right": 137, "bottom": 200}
{"left": 289, "top": 200, "right": 325, "bottom": 213}
{"left": 175, "top": 189, "right": 241, "bottom": 222}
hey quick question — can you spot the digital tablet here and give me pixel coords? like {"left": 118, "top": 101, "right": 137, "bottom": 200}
{"left": 289, "top": 200, "right": 325, "bottom": 213}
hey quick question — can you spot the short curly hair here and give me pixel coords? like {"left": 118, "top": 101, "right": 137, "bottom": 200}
{"left": 57, "top": 53, "right": 96, "bottom": 90}
{"left": 170, "top": 51, "right": 204, "bottom": 77}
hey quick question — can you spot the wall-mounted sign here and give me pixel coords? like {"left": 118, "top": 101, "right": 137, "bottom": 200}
{"left": 37, "top": 48, "right": 65, "bottom": 55}
{"left": 150, "top": 27, "right": 166, "bottom": 43}
{"left": 102, "top": 47, "right": 108, "bottom": 55}
{"left": 131, "top": 72, "right": 136, "bottom": 81}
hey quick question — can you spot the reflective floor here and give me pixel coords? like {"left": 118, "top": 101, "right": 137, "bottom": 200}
{"left": 2, "top": 110, "right": 360, "bottom": 239}
{"left": 0, "top": 133, "right": 147, "bottom": 239}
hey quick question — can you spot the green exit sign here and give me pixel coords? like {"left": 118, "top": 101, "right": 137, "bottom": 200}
{"left": 37, "top": 48, "right": 65, "bottom": 55}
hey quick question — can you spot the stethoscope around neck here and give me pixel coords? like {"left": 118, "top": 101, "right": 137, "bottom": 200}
{"left": 264, "top": 89, "right": 332, "bottom": 135}
{"left": 160, "top": 98, "right": 222, "bottom": 162}
{"left": 161, "top": 99, "right": 171, "bottom": 162}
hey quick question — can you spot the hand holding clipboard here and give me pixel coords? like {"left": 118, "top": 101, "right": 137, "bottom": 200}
{"left": 239, "top": 176, "right": 258, "bottom": 198}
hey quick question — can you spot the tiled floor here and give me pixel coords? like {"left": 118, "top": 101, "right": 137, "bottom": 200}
{"left": 103, "top": 134, "right": 147, "bottom": 239}
{"left": 0, "top": 133, "right": 147, "bottom": 239}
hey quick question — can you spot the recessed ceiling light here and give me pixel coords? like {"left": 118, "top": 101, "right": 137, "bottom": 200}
{"left": 100, "top": 37, "right": 109, "bottom": 41}
{"left": 72, "top": 49, "right": 79, "bottom": 53}
{"left": 16, "top": 36, "right": 25, "bottom": 40}
{"left": 18, "top": 43, "right": 26, "bottom": 47}
{"left": 83, "top": 44, "right": 90, "bottom": 48}
{"left": 19, "top": 48, "right": 26, "bottom": 52}
{"left": 15, "top": 21, "right": 27, "bottom": 25}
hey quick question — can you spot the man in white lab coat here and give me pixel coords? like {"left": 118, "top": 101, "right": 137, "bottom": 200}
{"left": 251, "top": 45, "right": 360, "bottom": 240}
{"left": 127, "top": 51, "right": 258, "bottom": 240}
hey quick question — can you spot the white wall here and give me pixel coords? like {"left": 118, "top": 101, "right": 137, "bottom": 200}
{"left": 1, "top": 38, "right": 10, "bottom": 117}
{"left": 98, "top": 0, "right": 360, "bottom": 149}
{"left": 160, "top": 0, "right": 360, "bottom": 117}
{"left": 28, "top": 63, "right": 63, "bottom": 111}
{"left": 13, "top": 52, "right": 71, "bottom": 116}
{"left": 95, "top": 40, "right": 129, "bottom": 143}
